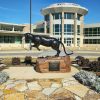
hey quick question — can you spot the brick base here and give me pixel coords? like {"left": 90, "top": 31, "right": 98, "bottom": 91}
{"left": 36, "top": 56, "right": 71, "bottom": 73}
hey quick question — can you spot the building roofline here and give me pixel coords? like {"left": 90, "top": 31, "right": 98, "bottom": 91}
{"left": 42, "top": 3, "right": 88, "bottom": 11}
{"left": 0, "top": 22, "right": 26, "bottom": 27}
{"left": 41, "top": 2, "right": 88, "bottom": 15}
{"left": 84, "top": 23, "right": 100, "bottom": 28}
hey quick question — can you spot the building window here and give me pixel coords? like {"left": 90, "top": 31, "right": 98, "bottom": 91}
{"left": 77, "top": 38, "right": 80, "bottom": 46}
{"left": 84, "top": 39, "right": 100, "bottom": 44}
{"left": 53, "top": 13, "right": 61, "bottom": 20}
{"left": 15, "top": 36, "right": 22, "bottom": 44}
{"left": 53, "top": 24, "right": 61, "bottom": 35}
{"left": 84, "top": 27, "right": 100, "bottom": 36}
{"left": 0, "top": 36, "right": 4, "bottom": 43}
{"left": 9, "top": 36, "right": 15, "bottom": 43}
{"left": 77, "top": 14, "right": 81, "bottom": 20}
{"left": 64, "top": 13, "right": 74, "bottom": 19}
{"left": 45, "top": 15, "right": 49, "bottom": 21}
{"left": 64, "top": 24, "right": 74, "bottom": 35}
{"left": 0, "top": 36, "right": 17, "bottom": 43}
{"left": 77, "top": 25, "right": 80, "bottom": 35}
{"left": 64, "top": 38, "right": 73, "bottom": 46}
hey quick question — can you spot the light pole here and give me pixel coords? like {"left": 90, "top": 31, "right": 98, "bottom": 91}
{"left": 29, "top": 0, "right": 32, "bottom": 50}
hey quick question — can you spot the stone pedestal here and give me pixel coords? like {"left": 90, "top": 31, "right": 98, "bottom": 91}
{"left": 36, "top": 56, "right": 71, "bottom": 73}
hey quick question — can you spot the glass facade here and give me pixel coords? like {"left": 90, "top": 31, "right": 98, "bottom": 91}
{"left": 77, "top": 25, "right": 80, "bottom": 35}
{"left": 0, "top": 36, "right": 22, "bottom": 44}
{"left": 84, "top": 27, "right": 100, "bottom": 44}
{"left": 84, "top": 27, "right": 100, "bottom": 36}
{"left": 53, "top": 13, "right": 62, "bottom": 19}
{"left": 64, "top": 13, "right": 74, "bottom": 19}
{"left": 53, "top": 24, "right": 61, "bottom": 35}
{"left": 64, "top": 38, "right": 73, "bottom": 46}
{"left": 77, "top": 38, "right": 80, "bottom": 46}
{"left": 77, "top": 14, "right": 81, "bottom": 20}
{"left": 64, "top": 24, "right": 74, "bottom": 35}
{"left": 84, "top": 39, "right": 100, "bottom": 44}
{"left": 45, "top": 15, "right": 49, "bottom": 21}
{"left": 0, "top": 25, "right": 23, "bottom": 32}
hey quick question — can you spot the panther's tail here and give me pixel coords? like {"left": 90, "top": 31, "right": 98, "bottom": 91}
{"left": 60, "top": 41, "right": 73, "bottom": 55}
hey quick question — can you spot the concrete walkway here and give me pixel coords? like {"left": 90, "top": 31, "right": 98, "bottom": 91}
{"left": 2, "top": 66, "right": 79, "bottom": 80}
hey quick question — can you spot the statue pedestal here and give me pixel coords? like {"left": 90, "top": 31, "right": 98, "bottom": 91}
{"left": 36, "top": 56, "right": 71, "bottom": 73}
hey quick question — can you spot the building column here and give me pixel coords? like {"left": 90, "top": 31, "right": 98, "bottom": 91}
{"left": 12, "top": 26, "right": 14, "bottom": 31}
{"left": 61, "top": 12, "right": 64, "bottom": 44}
{"left": 80, "top": 16, "right": 84, "bottom": 47}
{"left": 22, "top": 36, "right": 25, "bottom": 48}
{"left": 0, "top": 25, "right": 1, "bottom": 30}
{"left": 74, "top": 13, "right": 77, "bottom": 47}
{"left": 49, "top": 13, "right": 53, "bottom": 36}
{"left": 44, "top": 21, "right": 47, "bottom": 34}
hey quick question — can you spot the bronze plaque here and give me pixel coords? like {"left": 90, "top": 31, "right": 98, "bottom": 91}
{"left": 49, "top": 61, "right": 60, "bottom": 71}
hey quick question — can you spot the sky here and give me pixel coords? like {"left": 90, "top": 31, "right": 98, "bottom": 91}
{"left": 0, "top": 0, "right": 100, "bottom": 24}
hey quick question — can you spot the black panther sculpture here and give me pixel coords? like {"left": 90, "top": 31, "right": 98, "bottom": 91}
{"left": 24, "top": 33, "right": 73, "bottom": 56}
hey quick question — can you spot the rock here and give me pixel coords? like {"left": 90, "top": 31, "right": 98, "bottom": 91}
{"left": 74, "top": 70, "right": 100, "bottom": 93}
{"left": 64, "top": 84, "right": 89, "bottom": 98}
{"left": 49, "top": 88, "right": 75, "bottom": 100}
{"left": 14, "top": 80, "right": 27, "bottom": 84}
{"left": 83, "top": 90, "right": 100, "bottom": 100}
{"left": 0, "top": 72, "right": 9, "bottom": 84}
{"left": 25, "top": 90, "right": 47, "bottom": 100}
{"left": 4, "top": 80, "right": 15, "bottom": 85}
{"left": 5, "top": 83, "right": 15, "bottom": 89}
{"left": 63, "top": 80, "right": 79, "bottom": 87}
{"left": 62, "top": 77, "right": 76, "bottom": 82}
{"left": 0, "top": 90, "right": 3, "bottom": 97}
{"left": 42, "top": 87, "right": 57, "bottom": 96}
{"left": 4, "top": 93, "right": 25, "bottom": 100}
{"left": 0, "top": 64, "right": 6, "bottom": 68}
{"left": 62, "top": 78, "right": 78, "bottom": 87}
{"left": 14, "top": 83, "right": 28, "bottom": 92}
{"left": 38, "top": 79, "right": 52, "bottom": 88}
{"left": 75, "top": 96, "right": 82, "bottom": 100}
{"left": 3, "top": 89, "right": 17, "bottom": 95}
{"left": 0, "top": 84, "right": 5, "bottom": 90}
{"left": 94, "top": 78, "right": 100, "bottom": 93}
{"left": 51, "top": 83, "right": 62, "bottom": 88}
{"left": 27, "top": 81, "right": 42, "bottom": 91}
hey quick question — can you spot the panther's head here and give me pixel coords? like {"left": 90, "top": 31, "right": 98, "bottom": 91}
{"left": 24, "top": 33, "right": 33, "bottom": 39}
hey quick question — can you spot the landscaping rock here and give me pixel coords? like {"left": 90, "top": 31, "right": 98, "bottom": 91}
{"left": 64, "top": 84, "right": 89, "bottom": 98}
{"left": 42, "top": 87, "right": 57, "bottom": 96}
{"left": 74, "top": 70, "right": 100, "bottom": 93}
{"left": 51, "top": 83, "right": 62, "bottom": 88}
{"left": 0, "top": 90, "right": 3, "bottom": 97}
{"left": 5, "top": 83, "right": 15, "bottom": 89}
{"left": 14, "top": 80, "right": 27, "bottom": 84}
{"left": 0, "top": 84, "right": 5, "bottom": 90}
{"left": 49, "top": 88, "right": 75, "bottom": 100}
{"left": 4, "top": 93, "right": 25, "bottom": 100}
{"left": 83, "top": 90, "right": 100, "bottom": 100}
{"left": 38, "top": 79, "right": 52, "bottom": 88}
{"left": 25, "top": 90, "right": 47, "bottom": 100}
{"left": 62, "top": 77, "right": 76, "bottom": 82}
{"left": 74, "top": 96, "right": 82, "bottom": 100}
{"left": 27, "top": 81, "right": 42, "bottom": 91}
{"left": 14, "top": 83, "right": 28, "bottom": 92}
{"left": 0, "top": 72, "right": 9, "bottom": 84}
{"left": 62, "top": 78, "right": 78, "bottom": 87}
{"left": 4, "top": 80, "right": 14, "bottom": 85}
{"left": 3, "top": 89, "right": 17, "bottom": 95}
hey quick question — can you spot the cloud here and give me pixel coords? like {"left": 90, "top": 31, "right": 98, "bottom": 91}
{"left": 0, "top": 6, "right": 18, "bottom": 12}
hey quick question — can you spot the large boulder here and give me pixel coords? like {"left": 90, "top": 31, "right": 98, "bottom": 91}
{"left": 0, "top": 72, "right": 9, "bottom": 84}
{"left": 74, "top": 70, "right": 100, "bottom": 93}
